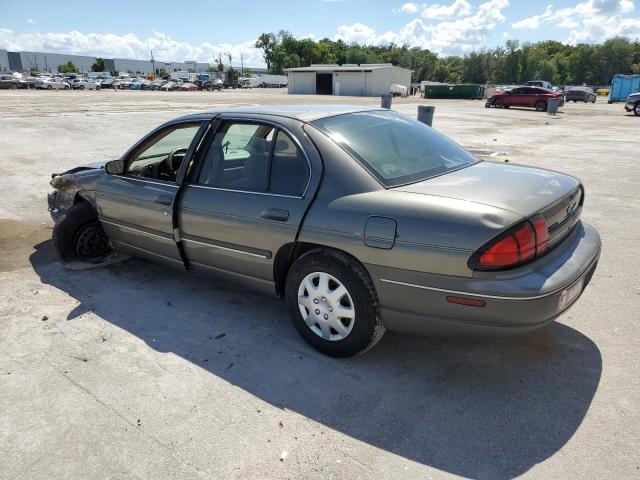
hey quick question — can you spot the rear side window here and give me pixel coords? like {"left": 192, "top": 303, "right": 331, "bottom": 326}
{"left": 312, "top": 110, "right": 477, "bottom": 187}
{"left": 196, "top": 122, "right": 309, "bottom": 196}
{"left": 270, "top": 131, "right": 309, "bottom": 196}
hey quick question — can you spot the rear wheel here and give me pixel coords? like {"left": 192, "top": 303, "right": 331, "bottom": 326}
{"left": 79, "top": 85, "right": 85, "bottom": 90}
{"left": 535, "top": 100, "right": 547, "bottom": 112}
{"left": 634, "top": 103, "right": 640, "bottom": 117}
{"left": 285, "top": 249, "right": 385, "bottom": 357}
{"left": 53, "top": 202, "right": 113, "bottom": 264}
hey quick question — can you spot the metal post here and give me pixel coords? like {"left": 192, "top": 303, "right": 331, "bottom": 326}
{"left": 417, "top": 105, "right": 435, "bottom": 126}
{"left": 381, "top": 93, "right": 392, "bottom": 109}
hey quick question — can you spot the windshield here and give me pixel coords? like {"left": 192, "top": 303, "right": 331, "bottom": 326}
{"left": 312, "top": 110, "right": 478, "bottom": 187}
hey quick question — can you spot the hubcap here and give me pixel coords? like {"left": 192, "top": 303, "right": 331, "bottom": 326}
{"left": 297, "top": 272, "right": 355, "bottom": 341}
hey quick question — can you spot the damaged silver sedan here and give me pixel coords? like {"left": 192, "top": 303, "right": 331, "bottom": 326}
{"left": 48, "top": 105, "right": 601, "bottom": 357}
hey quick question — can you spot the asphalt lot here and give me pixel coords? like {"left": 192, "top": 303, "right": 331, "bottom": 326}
{"left": 0, "top": 88, "right": 638, "bottom": 479}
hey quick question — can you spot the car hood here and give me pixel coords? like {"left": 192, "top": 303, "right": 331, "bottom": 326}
{"left": 392, "top": 161, "right": 581, "bottom": 218}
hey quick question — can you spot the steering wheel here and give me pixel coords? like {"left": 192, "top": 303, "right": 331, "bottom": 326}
{"left": 165, "top": 147, "right": 188, "bottom": 175}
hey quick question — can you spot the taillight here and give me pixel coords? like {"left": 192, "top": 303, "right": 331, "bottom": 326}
{"left": 531, "top": 214, "right": 549, "bottom": 255}
{"left": 469, "top": 216, "right": 549, "bottom": 271}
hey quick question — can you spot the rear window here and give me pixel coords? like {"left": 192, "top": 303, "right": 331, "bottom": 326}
{"left": 312, "top": 110, "right": 478, "bottom": 187}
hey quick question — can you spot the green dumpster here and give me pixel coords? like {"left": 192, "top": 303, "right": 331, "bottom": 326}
{"left": 423, "top": 84, "right": 485, "bottom": 100}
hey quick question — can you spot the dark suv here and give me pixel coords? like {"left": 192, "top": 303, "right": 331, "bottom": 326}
{"left": 565, "top": 87, "right": 597, "bottom": 103}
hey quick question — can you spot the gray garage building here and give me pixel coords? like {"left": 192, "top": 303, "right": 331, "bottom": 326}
{"left": 287, "top": 64, "right": 411, "bottom": 97}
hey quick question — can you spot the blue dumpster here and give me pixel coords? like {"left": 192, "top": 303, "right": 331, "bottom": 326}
{"left": 608, "top": 74, "right": 640, "bottom": 103}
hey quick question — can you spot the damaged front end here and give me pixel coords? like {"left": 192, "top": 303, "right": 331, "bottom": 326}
{"left": 48, "top": 162, "right": 107, "bottom": 223}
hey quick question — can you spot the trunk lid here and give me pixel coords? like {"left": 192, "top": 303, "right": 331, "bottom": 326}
{"left": 394, "top": 161, "right": 583, "bottom": 248}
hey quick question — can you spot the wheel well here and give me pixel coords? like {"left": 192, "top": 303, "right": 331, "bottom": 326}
{"left": 273, "top": 242, "right": 364, "bottom": 297}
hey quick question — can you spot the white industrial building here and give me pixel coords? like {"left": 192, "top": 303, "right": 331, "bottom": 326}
{"left": 287, "top": 64, "right": 411, "bottom": 96}
{"left": 0, "top": 49, "right": 267, "bottom": 76}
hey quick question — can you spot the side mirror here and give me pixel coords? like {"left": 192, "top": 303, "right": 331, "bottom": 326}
{"left": 105, "top": 159, "right": 125, "bottom": 175}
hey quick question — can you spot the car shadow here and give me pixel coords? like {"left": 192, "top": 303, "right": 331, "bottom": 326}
{"left": 30, "top": 240, "right": 602, "bottom": 479}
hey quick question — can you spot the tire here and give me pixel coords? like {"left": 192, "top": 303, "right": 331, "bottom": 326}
{"left": 53, "top": 201, "right": 113, "bottom": 264}
{"left": 96, "top": 85, "right": 101, "bottom": 91}
{"left": 634, "top": 103, "right": 640, "bottom": 117}
{"left": 79, "top": 85, "right": 85, "bottom": 90}
{"left": 65, "top": 85, "right": 70, "bottom": 90}
{"left": 47, "top": 85, "right": 52, "bottom": 90}
{"left": 285, "top": 249, "right": 385, "bottom": 357}
{"left": 494, "top": 98, "right": 504, "bottom": 108}
{"left": 535, "top": 100, "right": 547, "bottom": 112}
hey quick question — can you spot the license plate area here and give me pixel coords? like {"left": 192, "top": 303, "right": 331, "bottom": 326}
{"left": 557, "top": 277, "right": 584, "bottom": 312}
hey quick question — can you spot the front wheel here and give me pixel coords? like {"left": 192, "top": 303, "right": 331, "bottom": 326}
{"left": 634, "top": 103, "right": 640, "bottom": 117}
{"left": 285, "top": 249, "right": 385, "bottom": 357}
{"left": 53, "top": 202, "right": 113, "bottom": 265}
{"left": 535, "top": 100, "right": 547, "bottom": 112}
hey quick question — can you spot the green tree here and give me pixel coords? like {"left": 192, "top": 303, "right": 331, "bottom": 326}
{"left": 91, "top": 58, "right": 105, "bottom": 72}
{"left": 57, "top": 61, "right": 78, "bottom": 74}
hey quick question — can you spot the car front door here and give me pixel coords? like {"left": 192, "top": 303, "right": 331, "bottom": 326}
{"left": 504, "top": 87, "right": 527, "bottom": 107}
{"left": 96, "top": 120, "right": 206, "bottom": 265}
{"left": 178, "top": 115, "right": 321, "bottom": 292}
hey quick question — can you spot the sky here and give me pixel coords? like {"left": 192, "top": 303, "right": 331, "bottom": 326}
{"left": 1, "top": 0, "right": 639, "bottom": 67}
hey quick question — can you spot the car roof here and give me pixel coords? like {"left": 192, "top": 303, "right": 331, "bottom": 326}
{"left": 172, "top": 104, "right": 383, "bottom": 124}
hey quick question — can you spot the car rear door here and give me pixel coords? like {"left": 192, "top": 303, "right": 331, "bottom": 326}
{"left": 177, "top": 114, "right": 321, "bottom": 292}
{"left": 96, "top": 120, "right": 207, "bottom": 265}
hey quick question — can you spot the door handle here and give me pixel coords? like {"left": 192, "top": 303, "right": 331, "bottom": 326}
{"left": 260, "top": 208, "right": 289, "bottom": 222}
{"left": 153, "top": 194, "right": 173, "bottom": 206}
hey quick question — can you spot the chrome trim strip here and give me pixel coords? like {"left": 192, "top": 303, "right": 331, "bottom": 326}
{"left": 112, "top": 175, "right": 179, "bottom": 188}
{"left": 380, "top": 278, "right": 577, "bottom": 301}
{"left": 100, "top": 219, "right": 174, "bottom": 241}
{"left": 182, "top": 237, "right": 269, "bottom": 259}
{"left": 187, "top": 184, "right": 302, "bottom": 199}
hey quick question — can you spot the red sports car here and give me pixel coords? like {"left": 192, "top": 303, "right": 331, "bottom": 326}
{"left": 486, "top": 86, "right": 564, "bottom": 112}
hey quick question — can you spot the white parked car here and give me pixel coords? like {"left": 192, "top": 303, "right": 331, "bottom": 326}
{"left": 69, "top": 79, "right": 101, "bottom": 90}
{"left": 36, "top": 78, "right": 70, "bottom": 90}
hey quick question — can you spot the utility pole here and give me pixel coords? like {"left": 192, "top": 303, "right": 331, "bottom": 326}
{"left": 241, "top": 52, "right": 244, "bottom": 77}
{"left": 150, "top": 50, "right": 156, "bottom": 76}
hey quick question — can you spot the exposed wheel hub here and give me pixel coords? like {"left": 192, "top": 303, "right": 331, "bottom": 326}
{"left": 75, "top": 222, "right": 111, "bottom": 262}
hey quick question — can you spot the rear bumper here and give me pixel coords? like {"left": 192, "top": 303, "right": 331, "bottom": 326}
{"left": 369, "top": 222, "right": 601, "bottom": 336}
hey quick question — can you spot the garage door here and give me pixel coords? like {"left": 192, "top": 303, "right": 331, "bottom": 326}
{"left": 335, "top": 73, "right": 364, "bottom": 96}
{"left": 291, "top": 72, "right": 315, "bottom": 95}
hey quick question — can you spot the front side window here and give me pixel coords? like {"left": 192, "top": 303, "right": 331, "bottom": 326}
{"left": 312, "top": 110, "right": 477, "bottom": 187}
{"left": 127, "top": 123, "right": 201, "bottom": 182}
{"left": 196, "top": 122, "right": 309, "bottom": 196}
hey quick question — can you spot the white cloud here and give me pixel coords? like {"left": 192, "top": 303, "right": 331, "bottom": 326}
{"left": 338, "top": 0, "right": 509, "bottom": 55}
{"left": 0, "top": 28, "right": 266, "bottom": 66}
{"left": 512, "top": 0, "right": 640, "bottom": 44}
{"left": 395, "top": 0, "right": 472, "bottom": 19}
{"left": 27, "top": 19, "right": 37, "bottom": 25}
{"left": 421, "top": 0, "right": 472, "bottom": 19}
{"left": 397, "top": 2, "right": 421, "bottom": 14}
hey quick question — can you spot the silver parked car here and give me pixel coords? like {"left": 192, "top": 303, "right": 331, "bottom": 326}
{"left": 624, "top": 92, "right": 640, "bottom": 116}
{"left": 69, "top": 78, "right": 101, "bottom": 90}
{"left": 37, "top": 78, "right": 70, "bottom": 90}
{"left": 47, "top": 105, "right": 601, "bottom": 357}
